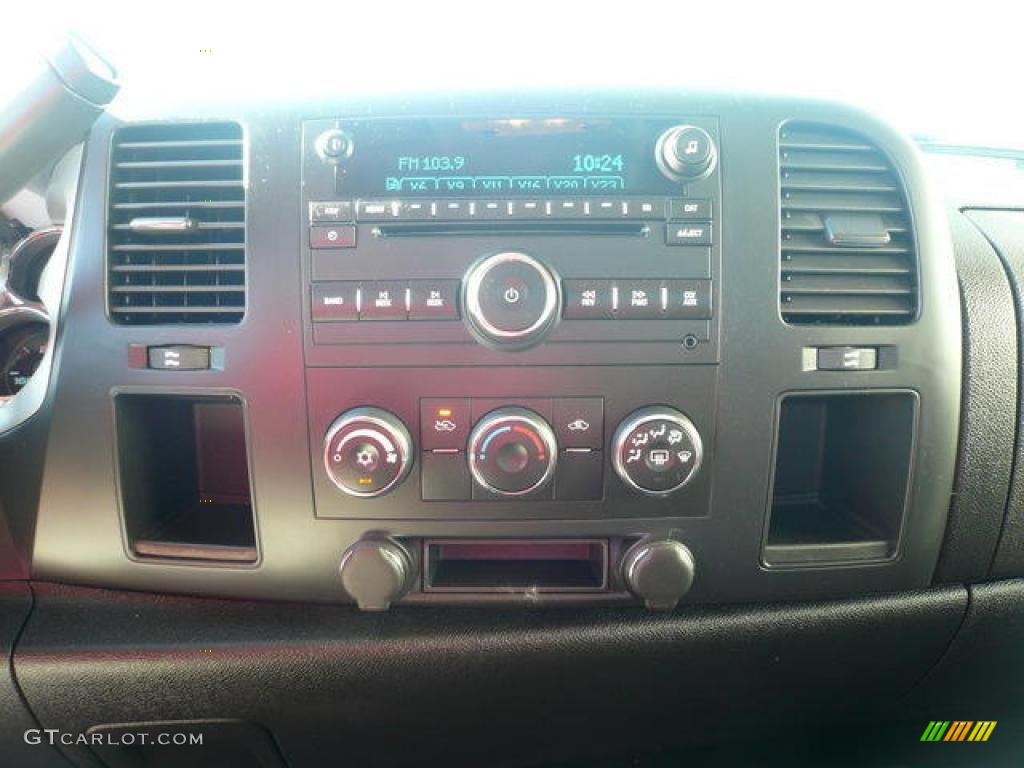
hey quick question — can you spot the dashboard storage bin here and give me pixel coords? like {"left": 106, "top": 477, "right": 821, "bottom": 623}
{"left": 764, "top": 392, "right": 917, "bottom": 566}
{"left": 115, "top": 394, "right": 257, "bottom": 563}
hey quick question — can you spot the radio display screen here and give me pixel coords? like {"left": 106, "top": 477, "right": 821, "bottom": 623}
{"left": 335, "top": 118, "right": 683, "bottom": 196}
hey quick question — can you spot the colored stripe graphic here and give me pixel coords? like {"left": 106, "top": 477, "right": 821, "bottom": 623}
{"left": 968, "top": 722, "right": 997, "bottom": 742}
{"left": 922, "top": 720, "right": 996, "bottom": 742}
{"left": 945, "top": 721, "right": 971, "bottom": 741}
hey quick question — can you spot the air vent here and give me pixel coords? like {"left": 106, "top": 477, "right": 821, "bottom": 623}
{"left": 779, "top": 122, "right": 917, "bottom": 325}
{"left": 108, "top": 122, "right": 245, "bottom": 324}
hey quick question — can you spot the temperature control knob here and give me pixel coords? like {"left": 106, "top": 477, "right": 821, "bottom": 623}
{"left": 612, "top": 407, "right": 702, "bottom": 496}
{"left": 324, "top": 407, "right": 413, "bottom": 497}
{"left": 655, "top": 125, "right": 717, "bottom": 181}
{"left": 468, "top": 407, "right": 557, "bottom": 496}
{"left": 463, "top": 252, "right": 561, "bottom": 350}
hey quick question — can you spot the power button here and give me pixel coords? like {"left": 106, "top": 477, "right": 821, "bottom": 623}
{"left": 463, "top": 252, "right": 560, "bottom": 349}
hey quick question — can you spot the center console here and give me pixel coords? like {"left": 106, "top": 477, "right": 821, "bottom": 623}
{"left": 300, "top": 115, "right": 724, "bottom": 608}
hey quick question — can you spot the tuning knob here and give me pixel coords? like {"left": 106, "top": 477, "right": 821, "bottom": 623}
{"left": 323, "top": 407, "right": 413, "bottom": 497}
{"left": 655, "top": 125, "right": 717, "bottom": 181}
{"left": 612, "top": 407, "right": 703, "bottom": 496}
{"left": 468, "top": 407, "right": 558, "bottom": 496}
{"left": 621, "top": 538, "right": 696, "bottom": 611}
{"left": 339, "top": 537, "right": 415, "bottom": 611}
{"left": 463, "top": 252, "right": 561, "bottom": 350}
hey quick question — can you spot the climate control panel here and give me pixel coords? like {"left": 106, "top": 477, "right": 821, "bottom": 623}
{"left": 309, "top": 365, "right": 716, "bottom": 521}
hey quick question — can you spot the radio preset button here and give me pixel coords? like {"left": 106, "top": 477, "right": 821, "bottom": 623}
{"left": 357, "top": 200, "right": 400, "bottom": 220}
{"left": 626, "top": 199, "right": 665, "bottom": 219}
{"left": 360, "top": 281, "right": 408, "bottom": 320}
{"left": 399, "top": 200, "right": 433, "bottom": 219}
{"left": 510, "top": 200, "right": 545, "bottom": 218}
{"left": 408, "top": 280, "right": 459, "bottom": 320}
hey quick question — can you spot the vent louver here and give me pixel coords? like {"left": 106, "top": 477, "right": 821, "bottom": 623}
{"left": 779, "top": 122, "right": 917, "bottom": 324}
{"left": 108, "top": 122, "right": 245, "bottom": 324}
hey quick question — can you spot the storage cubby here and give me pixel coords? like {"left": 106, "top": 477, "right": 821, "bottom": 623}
{"left": 115, "top": 394, "right": 257, "bottom": 562}
{"left": 764, "top": 392, "right": 916, "bottom": 566}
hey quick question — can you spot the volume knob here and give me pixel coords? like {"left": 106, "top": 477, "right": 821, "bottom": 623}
{"left": 463, "top": 252, "right": 561, "bottom": 350}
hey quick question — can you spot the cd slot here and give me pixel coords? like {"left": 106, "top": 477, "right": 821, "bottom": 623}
{"left": 374, "top": 221, "right": 648, "bottom": 238}
{"left": 423, "top": 539, "right": 608, "bottom": 592}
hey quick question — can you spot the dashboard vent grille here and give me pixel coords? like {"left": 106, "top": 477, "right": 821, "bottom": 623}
{"left": 779, "top": 122, "right": 917, "bottom": 324}
{"left": 108, "top": 122, "right": 245, "bottom": 324}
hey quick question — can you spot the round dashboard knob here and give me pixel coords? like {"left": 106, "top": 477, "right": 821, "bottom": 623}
{"left": 468, "top": 407, "right": 558, "bottom": 496}
{"left": 315, "top": 127, "right": 353, "bottom": 164}
{"left": 621, "top": 538, "right": 696, "bottom": 611}
{"left": 655, "top": 125, "right": 717, "bottom": 181}
{"left": 323, "top": 407, "right": 413, "bottom": 497}
{"left": 612, "top": 407, "right": 703, "bottom": 496}
{"left": 339, "top": 537, "right": 415, "bottom": 611}
{"left": 463, "top": 252, "right": 561, "bottom": 350}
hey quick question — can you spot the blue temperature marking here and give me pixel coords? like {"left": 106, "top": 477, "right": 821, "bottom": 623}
{"left": 478, "top": 425, "right": 511, "bottom": 459}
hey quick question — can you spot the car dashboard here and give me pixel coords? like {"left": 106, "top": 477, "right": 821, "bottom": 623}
{"left": 0, "top": 87, "right": 1022, "bottom": 767}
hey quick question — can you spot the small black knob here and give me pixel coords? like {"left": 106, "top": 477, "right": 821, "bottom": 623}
{"left": 621, "top": 538, "right": 696, "bottom": 611}
{"left": 339, "top": 537, "right": 415, "bottom": 611}
{"left": 315, "top": 128, "right": 353, "bottom": 164}
{"left": 656, "top": 125, "right": 717, "bottom": 181}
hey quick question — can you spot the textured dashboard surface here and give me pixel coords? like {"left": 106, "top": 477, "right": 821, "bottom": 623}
{"left": 934, "top": 208, "right": 1018, "bottom": 582}
{"left": 15, "top": 582, "right": 966, "bottom": 768}
{"left": 964, "top": 209, "right": 1024, "bottom": 578}
{"left": 0, "top": 583, "right": 68, "bottom": 767}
